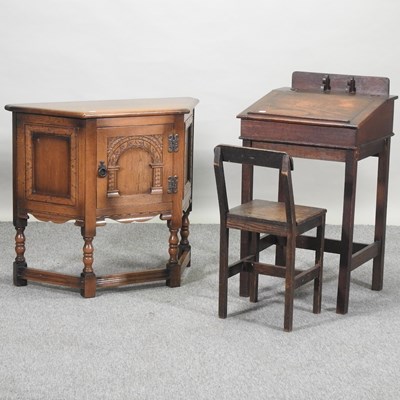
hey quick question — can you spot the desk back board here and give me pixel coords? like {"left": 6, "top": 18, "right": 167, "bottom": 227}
{"left": 292, "top": 71, "right": 390, "bottom": 96}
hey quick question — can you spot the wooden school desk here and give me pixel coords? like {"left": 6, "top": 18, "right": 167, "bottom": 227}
{"left": 237, "top": 71, "right": 397, "bottom": 314}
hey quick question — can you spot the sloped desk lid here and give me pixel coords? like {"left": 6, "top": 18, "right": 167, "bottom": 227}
{"left": 237, "top": 88, "right": 395, "bottom": 128}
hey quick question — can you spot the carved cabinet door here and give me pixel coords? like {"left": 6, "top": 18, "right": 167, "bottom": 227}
{"left": 96, "top": 116, "right": 177, "bottom": 221}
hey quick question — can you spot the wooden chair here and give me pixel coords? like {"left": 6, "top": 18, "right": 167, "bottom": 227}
{"left": 214, "top": 145, "right": 327, "bottom": 331}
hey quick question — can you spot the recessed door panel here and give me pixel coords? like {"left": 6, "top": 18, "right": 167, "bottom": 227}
{"left": 117, "top": 148, "right": 153, "bottom": 195}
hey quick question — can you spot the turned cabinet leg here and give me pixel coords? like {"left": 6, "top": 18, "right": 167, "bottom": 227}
{"left": 14, "top": 223, "right": 28, "bottom": 286}
{"left": 166, "top": 220, "right": 180, "bottom": 287}
{"left": 80, "top": 228, "right": 96, "bottom": 298}
{"left": 179, "top": 210, "right": 191, "bottom": 262}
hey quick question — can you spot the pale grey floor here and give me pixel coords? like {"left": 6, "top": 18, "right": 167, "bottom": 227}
{"left": 0, "top": 222, "right": 399, "bottom": 399}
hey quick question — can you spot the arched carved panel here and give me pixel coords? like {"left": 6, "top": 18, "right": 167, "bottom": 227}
{"left": 106, "top": 135, "right": 164, "bottom": 196}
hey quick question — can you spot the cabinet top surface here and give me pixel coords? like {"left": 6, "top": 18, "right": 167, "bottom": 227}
{"left": 5, "top": 97, "right": 199, "bottom": 119}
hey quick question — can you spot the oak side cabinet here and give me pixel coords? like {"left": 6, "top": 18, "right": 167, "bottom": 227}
{"left": 5, "top": 97, "right": 199, "bottom": 297}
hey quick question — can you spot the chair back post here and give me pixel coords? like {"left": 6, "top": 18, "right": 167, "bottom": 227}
{"left": 214, "top": 146, "right": 229, "bottom": 221}
{"left": 280, "top": 154, "right": 296, "bottom": 230}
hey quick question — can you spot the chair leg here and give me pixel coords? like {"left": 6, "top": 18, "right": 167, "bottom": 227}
{"left": 284, "top": 235, "right": 295, "bottom": 332}
{"left": 219, "top": 225, "right": 229, "bottom": 318}
{"left": 313, "top": 217, "right": 325, "bottom": 314}
{"left": 249, "top": 232, "right": 260, "bottom": 303}
{"left": 249, "top": 270, "right": 259, "bottom": 303}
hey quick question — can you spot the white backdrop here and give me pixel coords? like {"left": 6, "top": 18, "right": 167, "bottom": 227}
{"left": 0, "top": 0, "right": 399, "bottom": 225}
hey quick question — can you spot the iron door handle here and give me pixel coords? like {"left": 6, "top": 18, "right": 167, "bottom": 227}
{"left": 97, "top": 161, "right": 107, "bottom": 178}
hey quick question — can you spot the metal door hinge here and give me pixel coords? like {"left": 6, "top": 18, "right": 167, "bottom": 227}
{"left": 168, "top": 133, "right": 179, "bottom": 152}
{"left": 167, "top": 175, "right": 178, "bottom": 194}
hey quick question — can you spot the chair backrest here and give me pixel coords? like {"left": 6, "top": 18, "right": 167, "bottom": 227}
{"left": 214, "top": 144, "right": 296, "bottom": 227}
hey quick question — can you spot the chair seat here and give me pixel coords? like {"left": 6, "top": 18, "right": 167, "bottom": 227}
{"left": 227, "top": 199, "right": 326, "bottom": 233}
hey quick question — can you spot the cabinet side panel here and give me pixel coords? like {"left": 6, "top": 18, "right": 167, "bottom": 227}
{"left": 16, "top": 114, "right": 84, "bottom": 221}
{"left": 25, "top": 124, "right": 77, "bottom": 206}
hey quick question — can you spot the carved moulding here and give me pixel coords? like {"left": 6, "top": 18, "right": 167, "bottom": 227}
{"left": 28, "top": 211, "right": 76, "bottom": 224}
{"left": 75, "top": 210, "right": 172, "bottom": 226}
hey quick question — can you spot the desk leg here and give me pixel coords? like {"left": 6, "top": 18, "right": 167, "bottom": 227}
{"left": 372, "top": 138, "right": 390, "bottom": 290}
{"left": 239, "top": 161, "right": 253, "bottom": 297}
{"left": 337, "top": 151, "right": 358, "bottom": 314}
{"left": 275, "top": 169, "right": 287, "bottom": 267}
